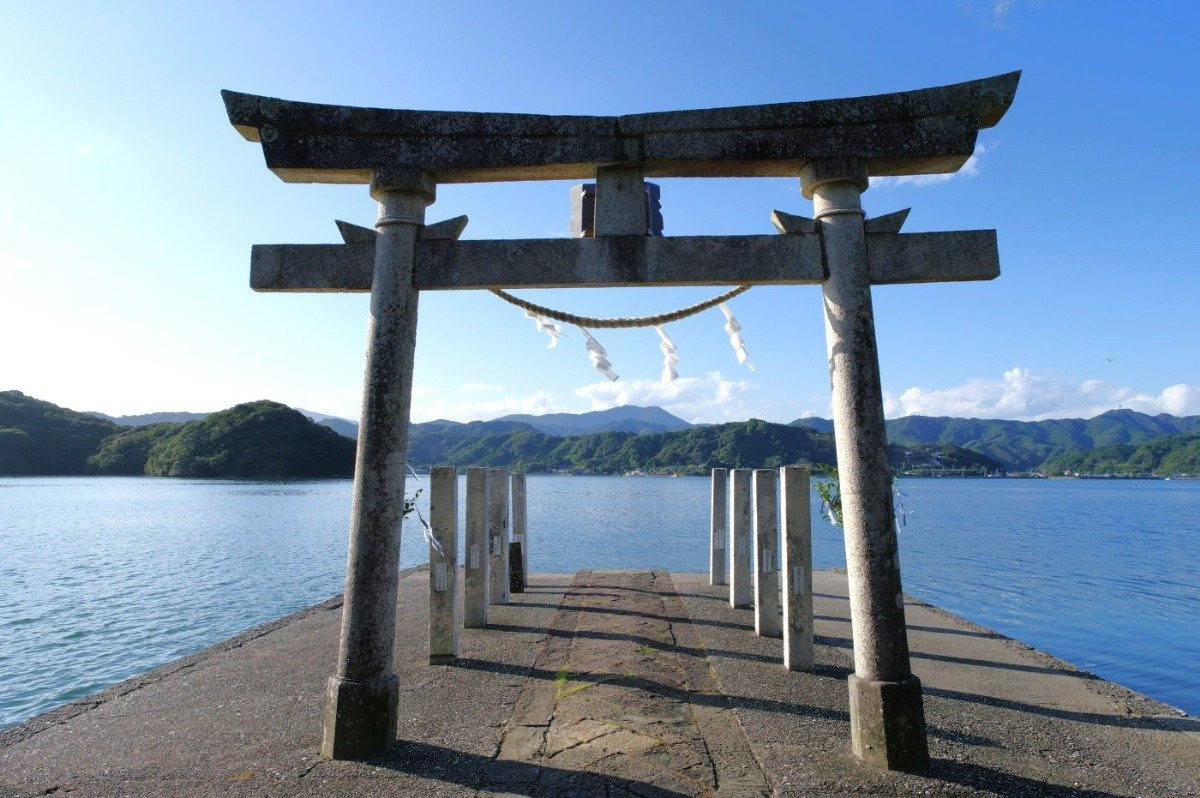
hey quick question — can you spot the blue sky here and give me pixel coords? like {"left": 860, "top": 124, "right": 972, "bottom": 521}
{"left": 2, "top": 1, "right": 1197, "bottom": 424}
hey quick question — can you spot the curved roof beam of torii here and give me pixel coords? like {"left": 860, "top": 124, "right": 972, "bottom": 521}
{"left": 221, "top": 72, "right": 1019, "bottom": 185}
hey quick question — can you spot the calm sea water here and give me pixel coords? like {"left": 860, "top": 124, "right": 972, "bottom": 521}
{"left": 1, "top": 475, "right": 1196, "bottom": 729}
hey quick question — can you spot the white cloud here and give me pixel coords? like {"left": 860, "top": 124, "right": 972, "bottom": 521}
{"left": 75, "top": 144, "right": 95, "bottom": 156}
{"left": 411, "top": 389, "right": 566, "bottom": 423}
{"left": 870, "top": 143, "right": 988, "bottom": 189}
{"left": 457, "top": 382, "right": 504, "bottom": 394}
{"left": 884, "top": 367, "right": 1200, "bottom": 420}
{"left": 575, "top": 371, "right": 756, "bottom": 423}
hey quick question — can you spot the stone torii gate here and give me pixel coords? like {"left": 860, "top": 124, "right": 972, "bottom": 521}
{"left": 222, "top": 71, "right": 1019, "bottom": 771}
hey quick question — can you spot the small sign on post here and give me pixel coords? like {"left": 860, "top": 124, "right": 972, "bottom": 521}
{"left": 464, "top": 467, "right": 490, "bottom": 628}
{"left": 488, "top": 468, "right": 511, "bottom": 605}
{"left": 730, "top": 469, "right": 753, "bottom": 608}
{"left": 710, "top": 468, "right": 728, "bottom": 586}
{"left": 781, "top": 466, "right": 813, "bottom": 671}
{"left": 753, "top": 469, "right": 782, "bottom": 638}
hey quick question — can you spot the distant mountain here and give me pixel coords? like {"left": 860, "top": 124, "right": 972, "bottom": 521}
{"left": 789, "top": 416, "right": 835, "bottom": 433}
{"left": 404, "top": 416, "right": 1002, "bottom": 475}
{"left": 142, "top": 401, "right": 354, "bottom": 478}
{"left": 495, "top": 405, "right": 692, "bottom": 436}
{"left": 2, "top": 392, "right": 355, "bottom": 478}
{"left": 296, "top": 409, "right": 359, "bottom": 440}
{"left": 788, "top": 409, "right": 1200, "bottom": 472}
{"left": 86, "top": 404, "right": 689, "bottom": 442}
{"left": 91, "top": 406, "right": 362, "bottom": 440}
{"left": 883, "top": 410, "right": 1200, "bottom": 471}
{"left": 89, "top": 410, "right": 210, "bottom": 426}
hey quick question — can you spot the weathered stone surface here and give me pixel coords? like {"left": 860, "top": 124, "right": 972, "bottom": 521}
{"left": 321, "top": 185, "right": 429, "bottom": 760}
{"left": 770, "top": 209, "right": 816, "bottom": 234}
{"left": 864, "top": 207, "right": 910, "bottom": 233}
{"left": 729, "top": 468, "right": 753, "bottom": 608}
{"left": 427, "top": 466, "right": 459, "bottom": 664}
{"left": 780, "top": 466, "right": 813, "bottom": 672}
{"left": 848, "top": 674, "right": 930, "bottom": 771}
{"left": 593, "top": 164, "right": 648, "bottom": 236}
{"left": 508, "top": 542, "right": 525, "bottom": 593}
{"left": 5, "top": 570, "right": 1196, "bottom": 796}
{"left": 222, "top": 72, "right": 1018, "bottom": 184}
{"left": 249, "top": 229, "right": 997, "bottom": 292}
{"left": 805, "top": 164, "right": 927, "bottom": 769}
{"left": 709, "top": 467, "right": 727, "bottom": 586}
{"left": 320, "top": 674, "right": 398, "bottom": 760}
{"left": 494, "top": 570, "right": 770, "bottom": 795}
{"left": 868, "top": 230, "right": 999, "bottom": 285}
{"left": 752, "top": 469, "right": 781, "bottom": 638}
{"left": 487, "top": 468, "right": 510, "bottom": 606}
{"left": 510, "top": 472, "right": 528, "bottom": 589}
{"left": 463, "top": 467, "right": 490, "bottom": 629}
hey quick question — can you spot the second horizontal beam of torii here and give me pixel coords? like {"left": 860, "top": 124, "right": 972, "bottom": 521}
{"left": 250, "top": 210, "right": 999, "bottom": 292}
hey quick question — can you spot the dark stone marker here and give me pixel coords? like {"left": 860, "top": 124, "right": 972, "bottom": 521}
{"left": 509, "top": 542, "right": 525, "bottom": 593}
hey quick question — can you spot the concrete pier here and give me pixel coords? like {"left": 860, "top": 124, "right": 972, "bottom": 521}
{"left": 806, "top": 159, "right": 928, "bottom": 771}
{"left": 709, "top": 468, "right": 727, "bottom": 586}
{"left": 780, "top": 465, "right": 813, "bottom": 671}
{"left": 487, "top": 468, "right": 510, "bottom": 606}
{"left": 463, "top": 467, "right": 490, "bottom": 629}
{"left": 729, "top": 468, "right": 753, "bottom": 608}
{"left": 752, "top": 469, "right": 781, "bottom": 638}
{"left": 510, "top": 472, "right": 528, "bottom": 592}
{"left": 320, "top": 172, "right": 433, "bottom": 761}
{"left": 5, "top": 567, "right": 1195, "bottom": 797}
{"left": 427, "top": 466, "right": 459, "bottom": 664}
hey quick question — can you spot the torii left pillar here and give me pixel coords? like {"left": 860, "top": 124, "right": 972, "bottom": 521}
{"left": 322, "top": 168, "right": 434, "bottom": 760}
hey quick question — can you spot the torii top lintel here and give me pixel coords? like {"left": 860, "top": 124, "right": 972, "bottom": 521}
{"left": 221, "top": 72, "right": 1019, "bottom": 185}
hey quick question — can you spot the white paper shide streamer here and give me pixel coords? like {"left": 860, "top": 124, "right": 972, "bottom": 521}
{"left": 579, "top": 327, "right": 619, "bottom": 381}
{"left": 718, "top": 302, "right": 756, "bottom": 372}
{"left": 893, "top": 486, "right": 912, "bottom": 534}
{"left": 524, "top": 309, "right": 561, "bottom": 348}
{"left": 654, "top": 325, "right": 679, "bottom": 383}
{"left": 405, "top": 466, "right": 444, "bottom": 558}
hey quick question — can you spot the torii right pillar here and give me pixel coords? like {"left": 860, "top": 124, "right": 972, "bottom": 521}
{"left": 804, "top": 157, "right": 928, "bottom": 771}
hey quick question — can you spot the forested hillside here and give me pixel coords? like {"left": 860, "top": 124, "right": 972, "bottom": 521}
{"left": 1041, "top": 433, "right": 1200, "bottom": 476}
{"left": 0, "top": 391, "right": 119, "bottom": 475}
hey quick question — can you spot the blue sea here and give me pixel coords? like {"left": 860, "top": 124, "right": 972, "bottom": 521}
{"left": 1, "top": 475, "right": 1197, "bottom": 729}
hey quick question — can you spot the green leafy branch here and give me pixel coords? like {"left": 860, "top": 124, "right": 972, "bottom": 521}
{"left": 815, "top": 466, "right": 842, "bottom": 527}
{"left": 403, "top": 488, "right": 423, "bottom": 518}
{"left": 814, "top": 467, "right": 910, "bottom": 531}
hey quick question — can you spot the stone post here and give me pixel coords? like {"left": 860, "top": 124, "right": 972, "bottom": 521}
{"left": 594, "top": 164, "right": 647, "bottom": 235}
{"left": 428, "top": 466, "right": 459, "bottom": 664}
{"left": 781, "top": 466, "right": 813, "bottom": 672}
{"left": 803, "top": 158, "right": 928, "bottom": 771}
{"left": 511, "top": 472, "right": 528, "bottom": 591}
{"left": 488, "top": 468, "right": 510, "bottom": 605}
{"left": 729, "top": 468, "right": 753, "bottom": 608}
{"left": 710, "top": 468, "right": 728, "bottom": 585}
{"left": 464, "top": 467, "right": 490, "bottom": 628}
{"left": 753, "top": 469, "right": 781, "bottom": 637}
{"left": 320, "top": 169, "right": 433, "bottom": 761}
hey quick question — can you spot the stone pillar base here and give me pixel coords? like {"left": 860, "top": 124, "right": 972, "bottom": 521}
{"left": 847, "top": 673, "right": 929, "bottom": 772}
{"left": 320, "top": 674, "right": 398, "bottom": 760}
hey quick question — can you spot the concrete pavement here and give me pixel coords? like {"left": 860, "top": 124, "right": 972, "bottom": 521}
{"left": 1, "top": 567, "right": 1197, "bottom": 796}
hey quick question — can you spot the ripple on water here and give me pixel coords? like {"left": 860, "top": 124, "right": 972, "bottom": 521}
{"left": 1, "top": 475, "right": 1198, "bottom": 727}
